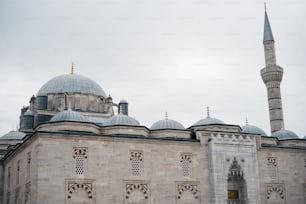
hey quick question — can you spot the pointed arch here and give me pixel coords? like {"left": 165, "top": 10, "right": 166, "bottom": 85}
{"left": 67, "top": 182, "right": 93, "bottom": 199}
{"left": 125, "top": 183, "right": 149, "bottom": 200}
{"left": 177, "top": 183, "right": 199, "bottom": 200}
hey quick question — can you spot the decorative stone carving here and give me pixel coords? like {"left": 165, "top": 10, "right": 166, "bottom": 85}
{"left": 266, "top": 184, "right": 284, "bottom": 199}
{"left": 228, "top": 157, "right": 243, "bottom": 180}
{"left": 67, "top": 182, "right": 93, "bottom": 199}
{"left": 73, "top": 147, "right": 88, "bottom": 159}
{"left": 180, "top": 153, "right": 192, "bottom": 163}
{"left": 130, "top": 151, "right": 143, "bottom": 161}
{"left": 125, "top": 183, "right": 149, "bottom": 199}
{"left": 211, "top": 133, "right": 254, "bottom": 145}
{"left": 177, "top": 182, "right": 199, "bottom": 199}
{"left": 267, "top": 157, "right": 277, "bottom": 167}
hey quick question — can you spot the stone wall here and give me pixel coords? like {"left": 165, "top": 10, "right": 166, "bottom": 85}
{"left": 258, "top": 147, "right": 306, "bottom": 204}
{"left": 3, "top": 137, "right": 40, "bottom": 204}
{"left": 35, "top": 133, "right": 206, "bottom": 204}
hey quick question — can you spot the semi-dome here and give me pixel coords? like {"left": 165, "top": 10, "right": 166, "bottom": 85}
{"left": 272, "top": 129, "right": 299, "bottom": 140}
{"left": 1, "top": 131, "right": 26, "bottom": 140}
{"left": 37, "top": 74, "right": 106, "bottom": 97}
{"left": 151, "top": 119, "right": 185, "bottom": 130}
{"left": 103, "top": 114, "right": 140, "bottom": 126}
{"left": 241, "top": 124, "right": 267, "bottom": 136}
{"left": 50, "top": 109, "right": 90, "bottom": 123}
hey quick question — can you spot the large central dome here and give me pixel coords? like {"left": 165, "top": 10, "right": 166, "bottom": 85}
{"left": 37, "top": 74, "right": 106, "bottom": 97}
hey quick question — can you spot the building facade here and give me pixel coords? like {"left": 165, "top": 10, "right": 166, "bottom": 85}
{"left": 0, "top": 10, "right": 305, "bottom": 204}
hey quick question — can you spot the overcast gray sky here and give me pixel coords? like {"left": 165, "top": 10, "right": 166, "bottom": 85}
{"left": 0, "top": 0, "right": 305, "bottom": 137}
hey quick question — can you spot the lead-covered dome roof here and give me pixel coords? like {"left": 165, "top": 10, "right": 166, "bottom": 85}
{"left": 272, "top": 129, "right": 299, "bottom": 140}
{"left": 37, "top": 74, "right": 106, "bottom": 97}
{"left": 103, "top": 114, "right": 140, "bottom": 126}
{"left": 1, "top": 131, "right": 26, "bottom": 140}
{"left": 241, "top": 124, "right": 267, "bottom": 136}
{"left": 193, "top": 107, "right": 225, "bottom": 126}
{"left": 50, "top": 109, "right": 90, "bottom": 123}
{"left": 151, "top": 119, "right": 185, "bottom": 130}
{"left": 193, "top": 117, "right": 225, "bottom": 126}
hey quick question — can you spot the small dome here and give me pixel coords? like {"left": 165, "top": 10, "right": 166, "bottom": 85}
{"left": 193, "top": 117, "right": 225, "bottom": 126}
{"left": 37, "top": 74, "right": 106, "bottom": 97}
{"left": 1, "top": 131, "right": 26, "bottom": 140}
{"left": 103, "top": 114, "right": 140, "bottom": 126}
{"left": 241, "top": 124, "right": 267, "bottom": 136}
{"left": 272, "top": 129, "right": 299, "bottom": 140}
{"left": 151, "top": 119, "right": 185, "bottom": 130}
{"left": 50, "top": 109, "right": 90, "bottom": 123}
{"left": 193, "top": 107, "right": 225, "bottom": 126}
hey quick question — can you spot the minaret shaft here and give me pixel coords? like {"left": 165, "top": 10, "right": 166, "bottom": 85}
{"left": 265, "top": 81, "right": 284, "bottom": 132}
{"left": 264, "top": 41, "right": 276, "bottom": 66}
{"left": 261, "top": 10, "right": 285, "bottom": 134}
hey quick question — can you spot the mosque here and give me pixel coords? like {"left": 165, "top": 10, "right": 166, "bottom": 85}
{"left": 0, "top": 9, "right": 305, "bottom": 204}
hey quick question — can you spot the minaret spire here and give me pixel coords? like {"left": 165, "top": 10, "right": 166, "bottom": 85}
{"left": 264, "top": 2, "right": 266, "bottom": 11}
{"left": 263, "top": 4, "right": 274, "bottom": 43}
{"left": 260, "top": 6, "right": 285, "bottom": 134}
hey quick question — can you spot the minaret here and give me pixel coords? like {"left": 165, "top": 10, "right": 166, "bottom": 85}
{"left": 260, "top": 7, "right": 285, "bottom": 133}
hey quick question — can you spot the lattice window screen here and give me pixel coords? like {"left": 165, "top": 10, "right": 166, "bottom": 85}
{"left": 180, "top": 153, "right": 192, "bottom": 177}
{"left": 73, "top": 148, "right": 88, "bottom": 175}
{"left": 130, "top": 151, "right": 143, "bottom": 176}
{"left": 267, "top": 157, "right": 277, "bottom": 179}
{"left": 75, "top": 155, "right": 85, "bottom": 175}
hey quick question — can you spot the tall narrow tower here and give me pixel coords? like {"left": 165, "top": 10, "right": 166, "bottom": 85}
{"left": 260, "top": 8, "right": 285, "bottom": 133}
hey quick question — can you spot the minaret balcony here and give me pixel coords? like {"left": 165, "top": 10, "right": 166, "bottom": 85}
{"left": 260, "top": 65, "right": 283, "bottom": 84}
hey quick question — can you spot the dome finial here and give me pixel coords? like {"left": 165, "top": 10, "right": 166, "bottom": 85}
{"left": 71, "top": 62, "right": 75, "bottom": 75}
{"left": 206, "top": 106, "right": 210, "bottom": 118}
{"left": 165, "top": 111, "right": 168, "bottom": 120}
{"left": 246, "top": 117, "right": 248, "bottom": 126}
